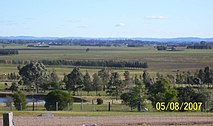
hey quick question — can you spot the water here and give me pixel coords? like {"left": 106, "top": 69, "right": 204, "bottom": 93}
{"left": 0, "top": 97, "right": 45, "bottom": 103}
{"left": 0, "top": 97, "right": 8, "bottom": 103}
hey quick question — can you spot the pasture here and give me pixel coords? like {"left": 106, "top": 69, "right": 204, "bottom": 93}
{"left": 0, "top": 45, "right": 213, "bottom": 77}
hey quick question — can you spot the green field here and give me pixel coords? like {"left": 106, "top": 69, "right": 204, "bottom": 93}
{"left": 1, "top": 45, "right": 213, "bottom": 78}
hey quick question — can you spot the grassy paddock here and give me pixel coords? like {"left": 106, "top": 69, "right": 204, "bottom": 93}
{"left": 0, "top": 46, "right": 213, "bottom": 78}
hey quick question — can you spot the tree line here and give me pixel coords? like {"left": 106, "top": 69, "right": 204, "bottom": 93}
{"left": 8, "top": 62, "right": 213, "bottom": 112}
{"left": 0, "top": 72, "right": 20, "bottom": 81}
{"left": 175, "top": 66, "right": 213, "bottom": 87}
{"left": 0, "top": 59, "right": 148, "bottom": 68}
{"left": 0, "top": 39, "right": 150, "bottom": 46}
{"left": 0, "top": 49, "right": 18, "bottom": 55}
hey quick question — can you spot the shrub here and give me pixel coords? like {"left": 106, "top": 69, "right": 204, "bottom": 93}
{"left": 13, "top": 91, "right": 27, "bottom": 111}
{"left": 45, "top": 90, "right": 72, "bottom": 111}
{"left": 97, "top": 98, "right": 103, "bottom": 105}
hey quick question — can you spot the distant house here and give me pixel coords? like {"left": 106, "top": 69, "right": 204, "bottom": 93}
{"left": 27, "top": 43, "right": 49, "bottom": 48}
{"left": 156, "top": 45, "right": 183, "bottom": 51}
{"left": 156, "top": 45, "right": 167, "bottom": 50}
{"left": 187, "top": 41, "right": 212, "bottom": 49}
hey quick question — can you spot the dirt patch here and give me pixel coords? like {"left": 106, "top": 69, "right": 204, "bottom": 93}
{"left": 1, "top": 115, "right": 213, "bottom": 126}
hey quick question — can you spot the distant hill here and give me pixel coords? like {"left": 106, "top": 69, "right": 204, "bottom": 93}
{"left": 132, "top": 37, "right": 213, "bottom": 43}
{"left": 0, "top": 36, "right": 213, "bottom": 42}
{"left": 0, "top": 36, "right": 59, "bottom": 40}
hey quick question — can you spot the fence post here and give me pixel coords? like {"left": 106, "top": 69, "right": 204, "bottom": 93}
{"left": 137, "top": 101, "right": 141, "bottom": 112}
{"left": 67, "top": 103, "right": 70, "bottom": 111}
{"left": 20, "top": 104, "right": 22, "bottom": 111}
{"left": 33, "top": 102, "right": 35, "bottom": 111}
{"left": 3, "top": 112, "right": 14, "bottom": 126}
{"left": 81, "top": 100, "right": 83, "bottom": 111}
{"left": 56, "top": 102, "right": 58, "bottom": 111}
{"left": 108, "top": 102, "right": 111, "bottom": 111}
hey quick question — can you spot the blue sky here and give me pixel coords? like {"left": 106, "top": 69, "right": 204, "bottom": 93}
{"left": 0, "top": 0, "right": 212, "bottom": 38}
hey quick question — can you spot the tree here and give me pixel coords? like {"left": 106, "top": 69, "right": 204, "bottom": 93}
{"left": 40, "top": 81, "right": 62, "bottom": 92}
{"left": 177, "top": 86, "right": 212, "bottom": 111}
{"left": 92, "top": 73, "right": 102, "bottom": 96}
{"left": 98, "top": 68, "right": 110, "bottom": 91}
{"left": 177, "top": 86, "right": 196, "bottom": 102}
{"left": 195, "top": 87, "right": 212, "bottom": 111}
{"left": 176, "top": 73, "right": 185, "bottom": 84}
{"left": 45, "top": 90, "right": 72, "bottom": 111}
{"left": 13, "top": 91, "right": 27, "bottom": 111}
{"left": 177, "top": 86, "right": 197, "bottom": 111}
{"left": 41, "top": 69, "right": 61, "bottom": 91}
{"left": 166, "top": 74, "right": 175, "bottom": 86}
{"left": 49, "top": 69, "right": 60, "bottom": 83}
{"left": 65, "top": 67, "right": 83, "bottom": 95}
{"left": 123, "top": 71, "right": 133, "bottom": 89}
{"left": 63, "top": 73, "right": 68, "bottom": 83}
{"left": 107, "top": 72, "right": 125, "bottom": 100}
{"left": 204, "top": 67, "right": 213, "bottom": 88}
{"left": 149, "top": 79, "right": 177, "bottom": 109}
{"left": 86, "top": 48, "right": 90, "bottom": 52}
{"left": 121, "top": 76, "right": 147, "bottom": 111}
{"left": 18, "top": 62, "right": 49, "bottom": 93}
{"left": 83, "top": 71, "right": 93, "bottom": 95}
{"left": 142, "top": 70, "right": 152, "bottom": 90}
{"left": 156, "top": 72, "right": 163, "bottom": 81}
{"left": 7, "top": 72, "right": 19, "bottom": 80}
{"left": 198, "top": 69, "right": 205, "bottom": 83}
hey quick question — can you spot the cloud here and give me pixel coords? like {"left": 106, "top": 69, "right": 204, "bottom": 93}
{"left": 115, "top": 23, "right": 125, "bottom": 27}
{"left": 144, "top": 16, "right": 167, "bottom": 20}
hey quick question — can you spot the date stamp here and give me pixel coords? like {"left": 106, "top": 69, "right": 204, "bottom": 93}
{"left": 155, "top": 102, "right": 202, "bottom": 111}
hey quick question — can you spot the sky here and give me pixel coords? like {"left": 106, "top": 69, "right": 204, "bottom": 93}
{"left": 0, "top": 0, "right": 213, "bottom": 38}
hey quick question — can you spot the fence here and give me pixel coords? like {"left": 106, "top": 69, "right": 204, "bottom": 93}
{"left": 0, "top": 102, "right": 132, "bottom": 112}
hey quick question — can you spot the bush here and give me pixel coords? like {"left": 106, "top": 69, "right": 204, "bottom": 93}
{"left": 45, "top": 90, "right": 72, "bottom": 111}
{"left": 13, "top": 91, "right": 27, "bottom": 111}
{"left": 97, "top": 98, "right": 103, "bottom": 105}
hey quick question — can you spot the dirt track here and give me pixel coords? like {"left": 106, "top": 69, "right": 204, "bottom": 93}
{"left": 1, "top": 116, "right": 213, "bottom": 126}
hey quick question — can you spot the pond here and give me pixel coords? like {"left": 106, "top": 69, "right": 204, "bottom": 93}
{"left": 0, "top": 96, "right": 86, "bottom": 103}
{"left": 0, "top": 97, "right": 45, "bottom": 103}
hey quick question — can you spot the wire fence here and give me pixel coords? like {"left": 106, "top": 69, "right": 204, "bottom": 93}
{"left": 0, "top": 101, "right": 149, "bottom": 126}
{"left": 0, "top": 102, "right": 132, "bottom": 112}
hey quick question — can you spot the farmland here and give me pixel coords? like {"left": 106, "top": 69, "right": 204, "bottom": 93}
{"left": 0, "top": 45, "right": 213, "bottom": 77}
{"left": 1, "top": 45, "right": 213, "bottom": 125}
